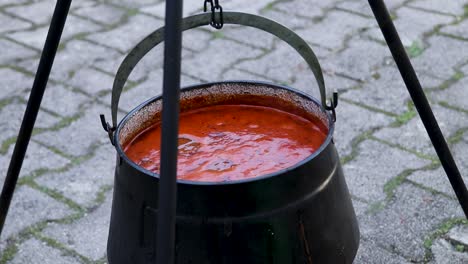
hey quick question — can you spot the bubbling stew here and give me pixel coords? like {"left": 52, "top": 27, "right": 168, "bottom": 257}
{"left": 123, "top": 104, "right": 327, "bottom": 182}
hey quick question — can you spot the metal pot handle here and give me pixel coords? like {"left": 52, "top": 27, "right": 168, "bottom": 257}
{"left": 105, "top": 12, "right": 334, "bottom": 137}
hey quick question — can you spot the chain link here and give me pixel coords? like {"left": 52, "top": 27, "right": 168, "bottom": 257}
{"left": 204, "top": 0, "right": 223, "bottom": 29}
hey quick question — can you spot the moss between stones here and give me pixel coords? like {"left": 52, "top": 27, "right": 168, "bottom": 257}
{"left": 423, "top": 218, "right": 468, "bottom": 261}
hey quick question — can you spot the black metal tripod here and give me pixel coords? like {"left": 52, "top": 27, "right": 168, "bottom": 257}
{"left": 1, "top": 0, "right": 467, "bottom": 263}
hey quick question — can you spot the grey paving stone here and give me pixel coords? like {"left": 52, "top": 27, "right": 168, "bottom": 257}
{"left": 8, "top": 14, "right": 101, "bottom": 49}
{"left": 409, "top": 0, "right": 468, "bottom": 16}
{"left": 69, "top": 0, "right": 97, "bottom": 10}
{"left": 140, "top": 0, "right": 204, "bottom": 18}
{"left": 448, "top": 225, "right": 468, "bottom": 246}
{"left": 61, "top": 14, "right": 103, "bottom": 40}
{"left": 461, "top": 64, "right": 468, "bottom": 74}
{"left": 275, "top": 0, "right": 331, "bottom": 18}
{"left": 451, "top": 133, "right": 468, "bottom": 177}
{"left": 354, "top": 239, "right": 411, "bottom": 264}
{"left": 182, "top": 28, "right": 212, "bottom": 52}
{"left": 185, "top": 38, "right": 263, "bottom": 81}
{"left": 0, "top": 102, "right": 60, "bottom": 144}
{"left": 431, "top": 238, "right": 468, "bottom": 264}
{"left": 296, "top": 10, "right": 373, "bottom": 51}
{"left": 0, "top": 0, "right": 27, "bottom": 6}
{"left": 33, "top": 103, "right": 110, "bottom": 157}
{"left": 341, "top": 66, "right": 443, "bottom": 114}
{"left": 235, "top": 44, "right": 313, "bottom": 86}
{"left": 221, "top": 68, "right": 268, "bottom": 82}
{"left": 412, "top": 35, "right": 468, "bottom": 79}
{"left": 69, "top": 67, "right": 114, "bottom": 96}
{"left": 4, "top": 1, "right": 55, "bottom": 25}
{"left": 365, "top": 7, "right": 454, "bottom": 47}
{"left": 111, "top": 0, "right": 158, "bottom": 8}
{"left": 207, "top": 25, "right": 276, "bottom": 50}
{"left": 322, "top": 37, "right": 391, "bottom": 80}
{"left": 343, "top": 140, "right": 431, "bottom": 202}
{"left": 0, "top": 68, "right": 33, "bottom": 98}
{"left": 223, "top": 0, "right": 279, "bottom": 15}
{"left": 409, "top": 167, "right": 467, "bottom": 199}
{"left": 431, "top": 76, "right": 468, "bottom": 111}
{"left": 441, "top": 19, "right": 468, "bottom": 40}
{"left": 0, "top": 141, "right": 70, "bottom": 184}
{"left": 42, "top": 190, "right": 112, "bottom": 261}
{"left": 39, "top": 84, "right": 91, "bottom": 117}
{"left": 86, "top": 14, "right": 163, "bottom": 53}
{"left": 333, "top": 101, "right": 393, "bottom": 157}
{"left": 336, "top": 0, "right": 374, "bottom": 17}
{"left": 0, "top": 12, "right": 31, "bottom": 34}
{"left": 1, "top": 186, "right": 74, "bottom": 240}
{"left": 73, "top": 3, "right": 127, "bottom": 26}
{"left": 19, "top": 39, "right": 121, "bottom": 83}
{"left": 374, "top": 103, "right": 468, "bottom": 156}
{"left": 360, "top": 183, "right": 464, "bottom": 262}
{"left": 0, "top": 39, "right": 37, "bottom": 64}
{"left": 10, "top": 238, "right": 80, "bottom": 264}
{"left": 261, "top": 8, "right": 316, "bottom": 29}
{"left": 35, "top": 144, "right": 115, "bottom": 208}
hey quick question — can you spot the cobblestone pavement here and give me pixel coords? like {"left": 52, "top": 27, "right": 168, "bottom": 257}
{"left": 0, "top": 0, "right": 468, "bottom": 263}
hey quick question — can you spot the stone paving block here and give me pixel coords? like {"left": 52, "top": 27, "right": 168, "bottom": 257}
{"left": 409, "top": 0, "right": 468, "bottom": 16}
{"left": 448, "top": 225, "right": 468, "bottom": 246}
{"left": 333, "top": 101, "right": 393, "bottom": 157}
{"left": 35, "top": 144, "right": 115, "bottom": 209}
{"left": 275, "top": 0, "right": 331, "bottom": 18}
{"left": 374, "top": 103, "right": 468, "bottom": 156}
{"left": 412, "top": 35, "right": 468, "bottom": 79}
{"left": 4, "top": 1, "right": 55, "bottom": 25}
{"left": 431, "top": 76, "right": 468, "bottom": 111}
{"left": 359, "top": 183, "right": 464, "bottom": 262}
{"left": 1, "top": 186, "right": 74, "bottom": 240}
{"left": 73, "top": 3, "right": 127, "bottom": 26}
{"left": 365, "top": 7, "right": 454, "bottom": 47}
{"left": 354, "top": 239, "right": 411, "bottom": 264}
{"left": 322, "top": 37, "right": 391, "bottom": 80}
{"left": 39, "top": 84, "right": 91, "bottom": 117}
{"left": 235, "top": 44, "right": 312, "bottom": 86}
{"left": 431, "top": 238, "right": 468, "bottom": 264}
{"left": 140, "top": 0, "right": 204, "bottom": 18}
{"left": 42, "top": 190, "right": 112, "bottom": 261}
{"left": 61, "top": 14, "right": 103, "bottom": 40}
{"left": 10, "top": 14, "right": 104, "bottom": 54}
{"left": 33, "top": 103, "right": 110, "bottom": 157}
{"left": 221, "top": 68, "right": 267, "bottom": 82}
{"left": 111, "top": 0, "right": 158, "bottom": 8}
{"left": 0, "top": 39, "right": 37, "bottom": 64}
{"left": 336, "top": 1, "right": 374, "bottom": 17}
{"left": 222, "top": 0, "right": 277, "bottom": 15}
{"left": 19, "top": 40, "right": 121, "bottom": 83}
{"left": 296, "top": 10, "right": 372, "bottom": 51}
{"left": 69, "top": 67, "right": 114, "bottom": 96}
{"left": 409, "top": 167, "right": 466, "bottom": 199}
{"left": 261, "top": 8, "right": 316, "bottom": 29}
{"left": 184, "top": 38, "right": 263, "bottom": 80}
{"left": 0, "top": 0, "right": 27, "bottom": 6}
{"left": 441, "top": 19, "right": 468, "bottom": 40}
{"left": 0, "top": 141, "right": 70, "bottom": 184}
{"left": 86, "top": 14, "right": 164, "bottom": 53}
{"left": 343, "top": 140, "right": 430, "bottom": 202}
{"left": 208, "top": 25, "right": 275, "bottom": 50}
{"left": 0, "top": 102, "right": 60, "bottom": 144}
{"left": 461, "top": 64, "right": 468, "bottom": 75}
{"left": 342, "top": 66, "right": 410, "bottom": 115}
{"left": 182, "top": 28, "right": 212, "bottom": 52}
{"left": 0, "top": 12, "right": 31, "bottom": 34}
{"left": 10, "top": 238, "right": 81, "bottom": 264}
{"left": 0, "top": 68, "right": 33, "bottom": 98}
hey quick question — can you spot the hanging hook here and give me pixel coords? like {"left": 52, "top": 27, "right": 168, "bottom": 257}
{"left": 100, "top": 114, "right": 115, "bottom": 145}
{"left": 204, "top": 0, "right": 223, "bottom": 29}
{"left": 325, "top": 92, "right": 338, "bottom": 122}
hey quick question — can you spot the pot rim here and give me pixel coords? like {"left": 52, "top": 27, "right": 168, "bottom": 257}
{"left": 114, "top": 80, "right": 335, "bottom": 186}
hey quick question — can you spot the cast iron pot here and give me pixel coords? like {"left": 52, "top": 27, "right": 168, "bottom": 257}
{"left": 104, "top": 12, "right": 360, "bottom": 264}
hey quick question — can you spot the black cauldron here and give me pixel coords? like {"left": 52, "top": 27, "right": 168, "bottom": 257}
{"left": 104, "top": 12, "right": 359, "bottom": 264}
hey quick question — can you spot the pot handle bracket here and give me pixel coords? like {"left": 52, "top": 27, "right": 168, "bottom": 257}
{"left": 101, "top": 12, "right": 338, "bottom": 144}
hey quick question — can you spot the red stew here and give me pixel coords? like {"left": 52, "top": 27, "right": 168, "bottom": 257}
{"left": 123, "top": 104, "right": 327, "bottom": 182}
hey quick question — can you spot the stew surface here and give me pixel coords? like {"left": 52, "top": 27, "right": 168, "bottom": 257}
{"left": 123, "top": 104, "right": 327, "bottom": 182}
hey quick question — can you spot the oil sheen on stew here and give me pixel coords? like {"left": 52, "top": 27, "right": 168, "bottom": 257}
{"left": 124, "top": 104, "right": 328, "bottom": 182}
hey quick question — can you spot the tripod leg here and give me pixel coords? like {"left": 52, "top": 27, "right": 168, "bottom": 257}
{"left": 368, "top": 0, "right": 468, "bottom": 218}
{"left": 0, "top": 0, "right": 73, "bottom": 238}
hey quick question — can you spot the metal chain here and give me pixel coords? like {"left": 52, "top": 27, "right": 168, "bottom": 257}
{"left": 204, "top": 0, "right": 223, "bottom": 29}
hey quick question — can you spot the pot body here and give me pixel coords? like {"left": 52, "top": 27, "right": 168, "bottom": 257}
{"left": 107, "top": 82, "right": 359, "bottom": 263}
